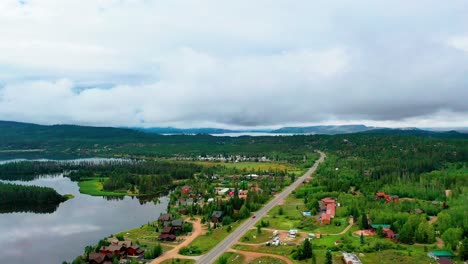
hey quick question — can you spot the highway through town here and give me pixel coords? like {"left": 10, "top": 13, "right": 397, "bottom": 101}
{"left": 196, "top": 151, "right": 326, "bottom": 263}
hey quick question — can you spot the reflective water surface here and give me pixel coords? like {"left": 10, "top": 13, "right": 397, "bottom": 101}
{"left": 0, "top": 175, "right": 168, "bottom": 264}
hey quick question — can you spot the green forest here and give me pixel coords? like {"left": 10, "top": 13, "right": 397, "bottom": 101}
{"left": 0, "top": 182, "right": 68, "bottom": 213}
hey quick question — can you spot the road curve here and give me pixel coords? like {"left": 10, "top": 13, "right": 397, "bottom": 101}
{"left": 196, "top": 151, "right": 326, "bottom": 263}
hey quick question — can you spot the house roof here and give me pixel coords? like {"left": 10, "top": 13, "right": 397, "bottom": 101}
{"left": 321, "top": 197, "right": 335, "bottom": 204}
{"left": 158, "top": 213, "right": 173, "bottom": 221}
{"left": 117, "top": 241, "right": 132, "bottom": 247}
{"left": 430, "top": 251, "right": 454, "bottom": 257}
{"left": 161, "top": 226, "right": 173, "bottom": 234}
{"left": 326, "top": 203, "right": 336, "bottom": 217}
{"left": 159, "top": 234, "right": 177, "bottom": 240}
{"left": 89, "top": 252, "right": 107, "bottom": 263}
{"left": 321, "top": 213, "right": 331, "bottom": 221}
{"left": 172, "top": 219, "right": 184, "bottom": 227}
{"left": 212, "top": 211, "right": 223, "bottom": 218}
{"left": 101, "top": 244, "right": 123, "bottom": 252}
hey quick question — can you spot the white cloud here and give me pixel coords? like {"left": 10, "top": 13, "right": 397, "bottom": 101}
{"left": 0, "top": 0, "right": 467, "bottom": 127}
{"left": 448, "top": 36, "right": 468, "bottom": 53}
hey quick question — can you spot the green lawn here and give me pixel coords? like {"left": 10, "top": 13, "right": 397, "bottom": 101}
{"left": 188, "top": 220, "right": 245, "bottom": 255}
{"left": 261, "top": 196, "right": 311, "bottom": 231}
{"left": 241, "top": 229, "right": 274, "bottom": 243}
{"left": 233, "top": 244, "right": 292, "bottom": 258}
{"left": 216, "top": 252, "right": 245, "bottom": 264}
{"left": 77, "top": 177, "right": 129, "bottom": 196}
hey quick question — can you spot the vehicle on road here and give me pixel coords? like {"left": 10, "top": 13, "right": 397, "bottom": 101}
{"left": 252, "top": 215, "right": 256, "bottom": 218}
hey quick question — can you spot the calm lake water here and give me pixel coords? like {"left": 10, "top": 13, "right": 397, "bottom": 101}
{"left": 0, "top": 175, "right": 168, "bottom": 264}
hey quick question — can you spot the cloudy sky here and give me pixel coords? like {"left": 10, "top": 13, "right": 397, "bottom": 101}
{"left": 0, "top": 0, "right": 467, "bottom": 128}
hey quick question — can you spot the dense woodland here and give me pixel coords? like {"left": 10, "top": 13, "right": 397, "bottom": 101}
{"left": 0, "top": 160, "right": 203, "bottom": 194}
{"left": 0, "top": 182, "right": 67, "bottom": 213}
{"left": 294, "top": 134, "right": 467, "bottom": 256}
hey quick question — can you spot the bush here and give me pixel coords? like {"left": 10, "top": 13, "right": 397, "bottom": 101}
{"left": 179, "top": 245, "right": 202, "bottom": 256}
{"left": 183, "top": 222, "right": 193, "bottom": 233}
{"left": 144, "top": 243, "right": 163, "bottom": 259}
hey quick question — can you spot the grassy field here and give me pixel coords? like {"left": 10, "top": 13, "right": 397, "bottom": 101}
{"left": 241, "top": 229, "right": 274, "bottom": 243}
{"left": 77, "top": 177, "right": 129, "bottom": 196}
{"left": 216, "top": 252, "right": 245, "bottom": 264}
{"left": 261, "top": 196, "right": 309, "bottom": 231}
{"left": 189, "top": 220, "right": 245, "bottom": 255}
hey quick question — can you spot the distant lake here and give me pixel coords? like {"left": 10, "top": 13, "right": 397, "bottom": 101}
{"left": 0, "top": 175, "right": 168, "bottom": 264}
{"left": 211, "top": 132, "right": 303, "bottom": 137}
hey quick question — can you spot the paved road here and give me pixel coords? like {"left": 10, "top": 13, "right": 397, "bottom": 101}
{"left": 196, "top": 151, "right": 326, "bottom": 264}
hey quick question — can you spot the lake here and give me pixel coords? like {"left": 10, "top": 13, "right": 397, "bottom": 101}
{"left": 0, "top": 174, "right": 168, "bottom": 264}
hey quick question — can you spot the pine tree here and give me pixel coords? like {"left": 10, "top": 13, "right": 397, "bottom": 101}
{"left": 360, "top": 214, "right": 369, "bottom": 229}
{"left": 360, "top": 233, "right": 365, "bottom": 245}
{"left": 325, "top": 250, "right": 333, "bottom": 264}
{"left": 302, "top": 238, "right": 312, "bottom": 259}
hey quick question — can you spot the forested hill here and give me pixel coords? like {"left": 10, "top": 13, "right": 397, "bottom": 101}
{"left": 0, "top": 120, "right": 156, "bottom": 143}
{"left": 0, "top": 120, "right": 467, "bottom": 160}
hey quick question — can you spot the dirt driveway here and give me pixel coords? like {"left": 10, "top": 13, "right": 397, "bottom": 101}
{"left": 150, "top": 218, "right": 206, "bottom": 263}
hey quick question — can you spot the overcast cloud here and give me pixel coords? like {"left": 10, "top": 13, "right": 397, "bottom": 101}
{"left": 0, "top": 0, "right": 467, "bottom": 128}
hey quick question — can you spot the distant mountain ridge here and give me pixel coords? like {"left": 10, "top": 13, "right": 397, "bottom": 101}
{"left": 1, "top": 120, "right": 467, "bottom": 137}
{"left": 270, "top": 124, "right": 374, "bottom": 134}
{"left": 134, "top": 124, "right": 375, "bottom": 135}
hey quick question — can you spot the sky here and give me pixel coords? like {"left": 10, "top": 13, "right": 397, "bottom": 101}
{"left": 0, "top": 0, "right": 467, "bottom": 129}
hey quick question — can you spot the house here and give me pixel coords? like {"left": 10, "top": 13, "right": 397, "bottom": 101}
{"left": 428, "top": 251, "right": 454, "bottom": 261}
{"left": 127, "top": 245, "right": 144, "bottom": 256}
{"left": 89, "top": 252, "right": 109, "bottom": 264}
{"left": 374, "top": 192, "right": 399, "bottom": 203}
{"left": 117, "top": 240, "right": 132, "bottom": 248}
{"left": 158, "top": 233, "right": 176, "bottom": 241}
{"left": 211, "top": 211, "right": 224, "bottom": 223}
{"left": 158, "top": 226, "right": 176, "bottom": 241}
{"left": 341, "top": 252, "right": 362, "bottom": 264}
{"left": 321, "top": 197, "right": 336, "bottom": 205}
{"left": 326, "top": 203, "right": 336, "bottom": 217}
{"left": 181, "top": 185, "right": 192, "bottom": 194}
{"left": 171, "top": 219, "right": 184, "bottom": 231}
{"left": 320, "top": 197, "right": 336, "bottom": 225}
{"left": 99, "top": 244, "right": 124, "bottom": 256}
{"left": 239, "top": 190, "right": 248, "bottom": 199}
{"left": 321, "top": 213, "right": 331, "bottom": 225}
{"left": 383, "top": 228, "right": 396, "bottom": 239}
{"left": 158, "top": 213, "right": 173, "bottom": 222}
{"left": 216, "top": 187, "right": 230, "bottom": 195}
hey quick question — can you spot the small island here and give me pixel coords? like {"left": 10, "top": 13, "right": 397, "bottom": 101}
{"left": 0, "top": 182, "right": 70, "bottom": 213}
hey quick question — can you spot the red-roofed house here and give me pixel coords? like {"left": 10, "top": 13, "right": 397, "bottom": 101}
{"left": 321, "top": 197, "right": 335, "bottom": 205}
{"left": 181, "top": 185, "right": 192, "bottom": 194}
{"left": 326, "top": 203, "right": 336, "bottom": 217}
{"left": 320, "top": 197, "right": 336, "bottom": 225}
{"left": 321, "top": 213, "right": 331, "bottom": 225}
